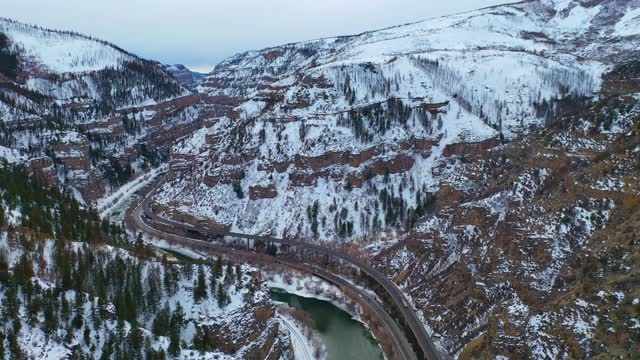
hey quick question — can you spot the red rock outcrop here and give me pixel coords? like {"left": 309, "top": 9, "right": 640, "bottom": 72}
{"left": 53, "top": 139, "right": 91, "bottom": 171}
{"left": 25, "top": 157, "right": 59, "bottom": 188}
{"left": 249, "top": 185, "right": 278, "bottom": 200}
{"left": 203, "top": 167, "right": 245, "bottom": 187}
{"left": 443, "top": 137, "right": 500, "bottom": 158}
{"left": 289, "top": 153, "right": 415, "bottom": 188}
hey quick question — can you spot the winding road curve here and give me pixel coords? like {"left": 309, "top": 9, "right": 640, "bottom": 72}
{"left": 128, "top": 175, "right": 443, "bottom": 360}
{"left": 278, "top": 316, "right": 313, "bottom": 360}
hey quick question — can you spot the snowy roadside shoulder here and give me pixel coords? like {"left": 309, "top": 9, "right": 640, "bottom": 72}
{"left": 276, "top": 311, "right": 327, "bottom": 360}
{"left": 147, "top": 237, "right": 209, "bottom": 261}
{"left": 97, "top": 165, "right": 167, "bottom": 219}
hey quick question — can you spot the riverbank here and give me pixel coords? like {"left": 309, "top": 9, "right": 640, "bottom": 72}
{"left": 266, "top": 273, "right": 385, "bottom": 360}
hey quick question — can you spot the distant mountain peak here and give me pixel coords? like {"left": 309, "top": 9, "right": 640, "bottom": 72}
{"left": 163, "top": 63, "right": 207, "bottom": 88}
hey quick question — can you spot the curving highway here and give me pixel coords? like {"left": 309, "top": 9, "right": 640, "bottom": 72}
{"left": 278, "top": 315, "right": 313, "bottom": 360}
{"left": 128, "top": 175, "right": 442, "bottom": 360}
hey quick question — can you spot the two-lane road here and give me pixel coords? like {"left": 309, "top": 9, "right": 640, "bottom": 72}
{"left": 130, "top": 176, "right": 442, "bottom": 360}
{"left": 129, "top": 192, "right": 417, "bottom": 360}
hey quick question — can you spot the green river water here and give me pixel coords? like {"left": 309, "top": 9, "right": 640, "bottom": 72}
{"left": 270, "top": 288, "right": 384, "bottom": 360}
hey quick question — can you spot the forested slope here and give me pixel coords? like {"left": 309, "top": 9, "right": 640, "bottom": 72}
{"left": 0, "top": 164, "right": 290, "bottom": 360}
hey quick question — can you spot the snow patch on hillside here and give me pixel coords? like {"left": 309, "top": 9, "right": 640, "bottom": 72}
{"left": 552, "top": 4, "right": 602, "bottom": 34}
{"left": 0, "top": 146, "right": 26, "bottom": 164}
{"left": 615, "top": 5, "right": 640, "bottom": 37}
{"left": 0, "top": 19, "right": 134, "bottom": 73}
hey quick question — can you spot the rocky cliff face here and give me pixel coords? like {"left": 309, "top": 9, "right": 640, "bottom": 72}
{"left": 155, "top": 0, "right": 639, "bottom": 241}
{"left": 370, "top": 71, "right": 640, "bottom": 356}
{"left": 148, "top": 1, "right": 640, "bottom": 357}
{"left": 0, "top": 18, "right": 206, "bottom": 204}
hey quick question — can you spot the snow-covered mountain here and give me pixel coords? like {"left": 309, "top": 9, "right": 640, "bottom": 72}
{"left": 1, "top": 3, "right": 639, "bottom": 358}
{"left": 155, "top": 0, "right": 640, "bottom": 240}
{"left": 0, "top": 18, "right": 204, "bottom": 204}
{"left": 0, "top": 19, "right": 134, "bottom": 74}
{"left": 149, "top": 4, "right": 640, "bottom": 356}
{"left": 163, "top": 64, "right": 207, "bottom": 88}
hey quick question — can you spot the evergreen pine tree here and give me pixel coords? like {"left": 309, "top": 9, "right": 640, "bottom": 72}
{"left": 152, "top": 302, "right": 171, "bottom": 337}
{"left": 136, "top": 232, "right": 144, "bottom": 251}
{"left": 235, "top": 265, "right": 242, "bottom": 287}
{"left": 0, "top": 331, "right": 4, "bottom": 359}
{"left": 171, "top": 303, "right": 185, "bottom": 331}
{"left": 72, "top": 292, "right": 84, "bottom": 329}
{"left": 213, "top": 257, "right": 223, "bottom": 279}
{"left": 225, "top": 262, "right": 234, "bottom": 285}
{"left": 4, "top": 285, "right": 20, "bottom": 321}
{"left": 167, "top": 328, "right": 181, "bottom": 357}
{"left": 209, "top": 265, "right": 218, "bottom": 293}
{"left": 130, "top": 327, "right": 144, "bottom": 352}
{"left": 83, "top": 326, "right": 91, "bottom": 345}
{"left": 0, "top": 252, "right": 9, "bottom": 285}
{"left": 183, "top": 262, "right": 193, "bottom": 280}
{"left": 193, "top": 265, "right": 208, "bottom": 302}
{"left": 61, "top": 294, "right": 71, "bottom": 323}
{"left": 216, "top": 284, "right": 229, "bottom": 308}
{"left": 7, "top": 332, "right": 22, "bottom": 359}
{"left": 14, "top": 252, "right": 34, "bottom": 286}
{"left": 144, "top": 341, "right": 153, "bottom": 360}
{"left": 43, "top": 300, "right": 56, "bottom": 337}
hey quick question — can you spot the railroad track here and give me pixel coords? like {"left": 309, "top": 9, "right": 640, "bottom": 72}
{"left": 128, "top": 175, "right": 443, "bottom": 360}
{"left": 277, "top": 315, "right": 313, "bottom": 360}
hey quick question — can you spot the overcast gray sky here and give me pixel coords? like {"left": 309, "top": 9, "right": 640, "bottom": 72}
{"left": 4, "top": 0, "right": 506, "bottom": 73}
